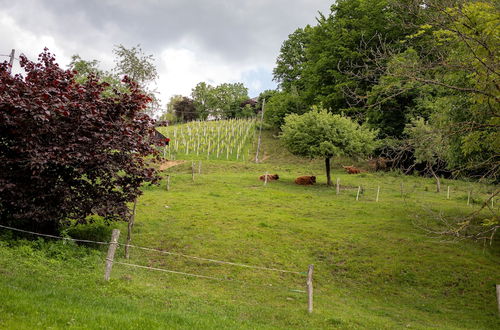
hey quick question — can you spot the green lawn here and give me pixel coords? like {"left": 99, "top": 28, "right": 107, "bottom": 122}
{"left": 0, "top": 131, "right": 499, "bottom": 329}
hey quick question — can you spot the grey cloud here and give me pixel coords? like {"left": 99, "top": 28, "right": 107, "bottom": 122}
{"left": 0, "top": 0, "right": 332, "bottom": 65}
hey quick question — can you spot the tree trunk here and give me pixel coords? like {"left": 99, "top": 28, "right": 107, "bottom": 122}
{"left": 429, "top": 164, "right": 441, "bottom": 193}
{"left": 325, "top": 157, "right": 332, "bottom": 186}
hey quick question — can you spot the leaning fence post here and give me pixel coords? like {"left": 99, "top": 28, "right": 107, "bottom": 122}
{"left": 125, "top": 199, "right": 137, "bottom": 259}
{"left": 104, "top": 229, "right": 120, "bottom": 281}
{"left": 356, "top": 186, "right": 361, "bottom": 201}
{"left": 307, "top": 264, "right": 314, "bottom": 314}
{"left": 336, "top": 178, "right": 340, "bottom": 195}
{"left": 376, "top": 186, "right": 380, "bottom": 202}
{"left": 467, "top": 190, "right": 471, "bottom": 206}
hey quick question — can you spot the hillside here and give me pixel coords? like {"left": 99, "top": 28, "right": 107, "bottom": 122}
{"left": 0, "top": 130, "right": 499, "bottom": 329}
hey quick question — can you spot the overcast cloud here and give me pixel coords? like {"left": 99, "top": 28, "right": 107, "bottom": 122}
{"left": 0, "top": 0, "right": 332, "bottom": 107}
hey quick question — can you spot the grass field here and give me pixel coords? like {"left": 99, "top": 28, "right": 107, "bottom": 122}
{"left": 0, "top": 130, "right": 499, "bottom": 329}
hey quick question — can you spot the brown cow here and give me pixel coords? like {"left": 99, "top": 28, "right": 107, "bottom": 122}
{"left": 342, "top": 165, "right": 361, "bottom": 174}
{"left": 259, "top": 174, "right": 279, "bottom": 181}
{"left": 294, "top": 176, "right": 316, "bottom": 185}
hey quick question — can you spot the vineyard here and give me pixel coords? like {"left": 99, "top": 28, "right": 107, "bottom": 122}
{"left": 157, "top": 119, "right": 257, "bottom": 161}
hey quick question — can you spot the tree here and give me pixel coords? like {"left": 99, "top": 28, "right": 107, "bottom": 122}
{"left": 191, "top": 81, "right": 249, "bottom": 119}
{"left": 364, "top": 0, "right": 499, "bottom": 179}
{"left": 273, "top": 27, "right": 311, "bottom": 92}
{"left": 159, "top": 94, "right": 184, "bottom": 123}
{"left": 280, "top": 108, "right": 378, "bottom": 185}
{"left": 113, "top": 44, "right": 158, "bottom": 86}
{"left": 264, "top": 91, "right": 307, "bottom": 129}
{"left": 173, "top": 97, "right": 197, "bottom": 122}
{"left": 68, "top": 54, "right": 125, "bottom": 97}
{"left": 113, "top": 44, "right": 160, "bottom": 117}
{"left": 0, "top": 50, "right": 161, "bottom": 234}
{"left": 404, "top": 118, "right": 447, "bottom": 192}
{"left": 212, "top": 83, "right": 249, "bottom": 119}
{"left": 191, "top": 82, "right": 215, "bottom": 119}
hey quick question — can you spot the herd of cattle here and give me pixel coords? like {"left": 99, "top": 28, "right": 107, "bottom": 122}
{"left": 259, "top": 162, "right": 376, "bottom": 185}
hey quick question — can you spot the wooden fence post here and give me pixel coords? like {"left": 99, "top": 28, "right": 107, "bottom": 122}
{"left": 125, "top": 199, "right": 137, "bottom": 259}
{"left": 447, "top": 186, "right": 450, "bottom": 200}
{"left": 376, "top": 186, "right": 380, "bottom": 202}
{"left": 496, "top": 284, "right": 500, "bottom": 316}
{"left": 307, "top": 264, "right": 314, "bottom": 314}
{"left": 336, "top": 178, "right": 340, "bottom": 195}
{"left": 166, "top": 175, "right": 170, "bottom": 191}
{"left": 356, "top": 186, "right": 361, "bottom": 201}
{"left": 104, "top": 229, "right": 120, "bottom": 281}
{"left": 467, "top": 190, "right": 471, "bottom": 206}
{"left": 191, "top": 162, "right": 195, "bottom": 182}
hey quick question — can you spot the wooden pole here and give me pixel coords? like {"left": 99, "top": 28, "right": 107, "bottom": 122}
{"left": 376, "top": 186, "right": 380, "bottom": 202}
{"left": 447, "top": 186, "right": 450, "bottom": 200}
{"left": 104, "top": 229, "right": 120, "bottom": 281}
{"left": 191, "top": 161, "right": 195, "bottom": 182}
{"left": 467, "top": 190, "right": 471, "bottom": 206}
{"left": 307, "top": 264, "right": 314, "bottom": 314}
{"left": 166, "top": 175, "right": 170, "bottom": 191}
{"left": 336, "top": 178, "right": 340, "bottom": 195}
{"left": 255, "top": 99, "right": 265, "bottom": 163}
{"left": 125, "top": 199, "right": 137, "bottom": 259}
{"left": 356, "top": 186, "right": 361, "bottom": 201}
{"left": 496, "top": 284, "right": 500, "bottom": 316}
{"left": 7, "top": 49, "right": 15, "bottom": 74}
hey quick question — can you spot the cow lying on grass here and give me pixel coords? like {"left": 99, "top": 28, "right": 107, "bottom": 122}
{"left": 259, "top": 174, "right": 279, "bottom": 181}
{"left": 342, "top": 165, "right": 361, "bottom": 174}
{"left": 295, "top": 176, "right": 316, "bottom": 185}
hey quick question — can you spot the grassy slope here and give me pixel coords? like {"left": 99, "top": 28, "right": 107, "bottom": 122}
{"left": 0, "top": 131, "right": 499, "bottom": 329}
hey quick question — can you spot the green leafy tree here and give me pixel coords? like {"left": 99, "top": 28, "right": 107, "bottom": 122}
{"left": 191, "top": 82, "right": 215, "bottom": 119}
{"left": 191, "top": 82, "right": 249, "bottom": 119}
{"left": 404, "top": 118, "right": 447, "bottom": 191}
{"left": 113, "top": 44, "right": 158, "bottom": 86}
{"left": 173, "top": 97, "right": 197, "bottom": 122}
{"left": 113, "top": 44, "right": 160, "bottom": 117}
{"left": 281, "top": 108, "right": 378, "bottom": 185}
{"left": 68, "top": 55, "right": 125, "bottom": 97}
{"left": 273, "top": 27, "right": 312, "bottom": 93}
{"left": 213, "top": 83, "right": 249, "bottom": 119}
{"left": 264, "top": 91, "right": 307, "bottom": 129}
{"left": 369, "top": 0, "right": 499, "bottom": 178}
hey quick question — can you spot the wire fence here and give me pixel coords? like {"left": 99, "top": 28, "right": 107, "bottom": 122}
{"left": 0, "top": 224, "right": 307, "bottom": 290}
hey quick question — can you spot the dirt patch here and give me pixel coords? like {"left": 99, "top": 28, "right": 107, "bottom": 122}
{"left": 159, "top": 160, "right": 186, "bottom": 171}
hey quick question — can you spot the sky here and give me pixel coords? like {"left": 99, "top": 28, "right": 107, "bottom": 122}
{"left": 0, "top": 0, "right": 332, "bottom": 110}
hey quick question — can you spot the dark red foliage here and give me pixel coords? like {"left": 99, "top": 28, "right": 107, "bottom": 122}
{"left": 0, "top": 49, "right": 161, "bottom": 234}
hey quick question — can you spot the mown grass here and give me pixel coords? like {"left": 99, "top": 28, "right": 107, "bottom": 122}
{"left": 0, "top": 131, "right": 499, "bottom": 329}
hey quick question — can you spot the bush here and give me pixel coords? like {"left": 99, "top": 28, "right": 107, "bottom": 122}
{"left": 0, "top": 50, "right": 161, "bottom": 234}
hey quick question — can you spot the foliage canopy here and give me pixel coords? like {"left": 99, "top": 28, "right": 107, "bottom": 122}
{"left": 0, "top": 50, "right": 161, "bottom": 234}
